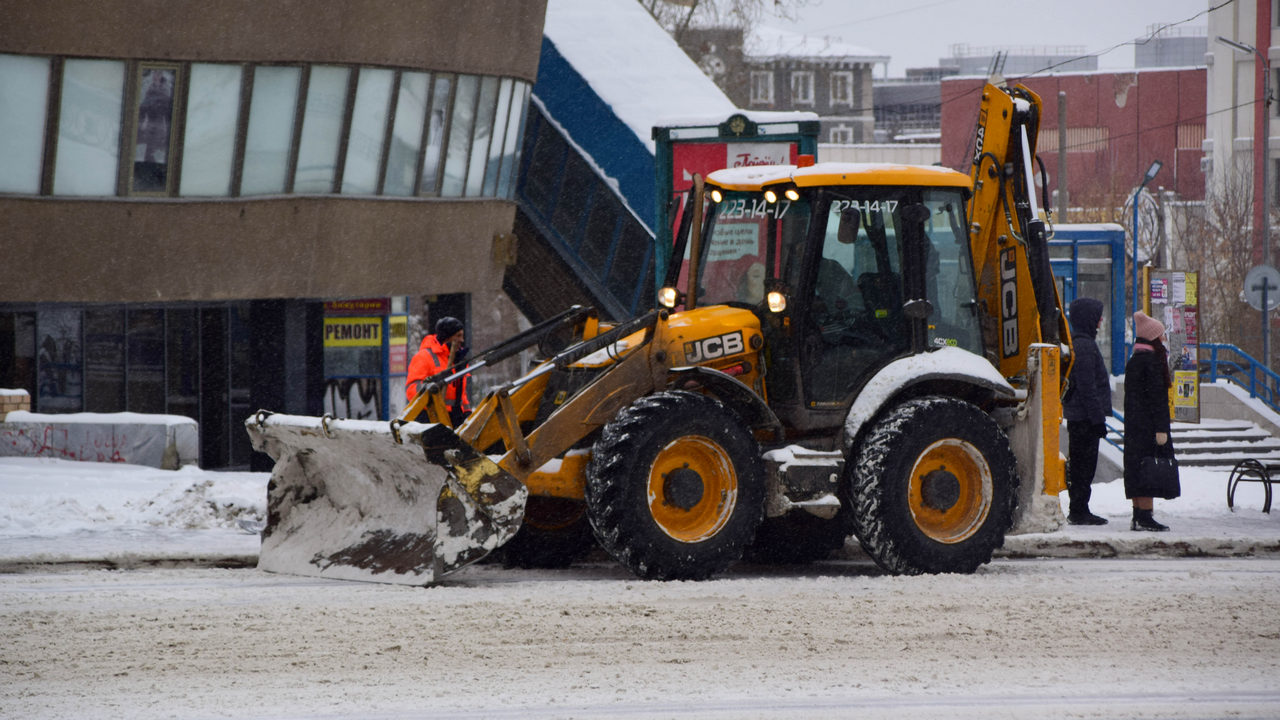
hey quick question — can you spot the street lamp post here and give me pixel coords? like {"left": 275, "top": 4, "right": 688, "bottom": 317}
{"left": 1131, "top": 160, "right": 1163, "bottom": 347}
{"left": 1217, "top": 35, "right": 1274, "bottom": 266}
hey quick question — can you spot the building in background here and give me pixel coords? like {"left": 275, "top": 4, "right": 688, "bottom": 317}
{"left": 678, "top": 25, "right": 887, "bottom": 144}
{"left": 943, "top": 44, "right": 1097, "bottom": 77}
{"left": 1136, "top": 25, "right": 1209, "bottom": 68}
{"left": 941, "top": 68, "right": 1207, "bottom": 205}
{"left": 0, "top": 0, "right": 546, "bottom": 468}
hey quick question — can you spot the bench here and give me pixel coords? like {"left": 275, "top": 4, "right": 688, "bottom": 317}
{"left": 1227, "top": 458, "right": 1275, "bottom": 514}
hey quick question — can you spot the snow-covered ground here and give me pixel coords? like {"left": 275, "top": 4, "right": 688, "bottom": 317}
{"left": 1, "top": 450, "right": 1277, "bottom": 568}
{"left": 2, "top": 451, "right": 1280, "bottom": 719}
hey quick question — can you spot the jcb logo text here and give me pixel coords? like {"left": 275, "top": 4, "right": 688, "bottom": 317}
{"left": 1000, "top": 247, "right": 1019, "bottom": 358}
{"left": 684, "top": 332, "right": 745, "bottom": 364}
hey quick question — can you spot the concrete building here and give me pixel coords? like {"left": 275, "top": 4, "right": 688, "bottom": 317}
{"left": 1204, "top": 0, "right": 1277, "bottom": 265}
{"left": 0, "top": 1, "right": 546, "bottom": 467}
{"left": 1136, "top": 25, "right": 1209, "bottom": 69}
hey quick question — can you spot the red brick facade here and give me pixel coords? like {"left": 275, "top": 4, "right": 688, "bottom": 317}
{"left": 941, "top": 68, "right": 1206, "bottom": 202}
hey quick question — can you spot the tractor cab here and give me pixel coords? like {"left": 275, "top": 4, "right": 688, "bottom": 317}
{"left": 662, "top": 164, "right": 984, "bottom": 434}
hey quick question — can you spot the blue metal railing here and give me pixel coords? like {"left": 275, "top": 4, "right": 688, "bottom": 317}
{"left": 1200, "top": 343, "right": 1280, "bottom": 413}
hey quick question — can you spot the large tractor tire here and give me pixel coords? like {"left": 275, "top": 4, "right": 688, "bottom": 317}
{"left": 585, "top": 391, "right": 765, "bottom": 581}
{"left": 848, "top": 395, "right": 1018, "bottom": 575}
{"left": 494, "top": 497, "right": 595, "bottom": 569}
{"left": 743, "top": 509, "right": 852, "bottom": 565}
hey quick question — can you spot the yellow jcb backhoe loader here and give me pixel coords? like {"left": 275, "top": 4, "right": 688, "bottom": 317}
{"left": 245, "top": 80, "right": 1072, "bottom": 585}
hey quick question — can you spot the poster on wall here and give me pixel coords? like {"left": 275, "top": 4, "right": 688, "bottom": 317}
{"left": 36, "top": 308, "right": 83, "bottom": 412}
{"left": 388, "top": 315, "right": 409, "bottom": 418}
{"left": 322, "top": 316, "right": 383, "bottom": 420}
{"left": 1147, "top": 268, "right": 1199, "bottom": 423}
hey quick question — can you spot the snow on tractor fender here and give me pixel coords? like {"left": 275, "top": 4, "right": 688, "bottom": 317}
{"left": 840, "top": 346, "right": 1015, "bottom": 448}
{"left": 245, "top": 411, "right": 527, "bottom": 586}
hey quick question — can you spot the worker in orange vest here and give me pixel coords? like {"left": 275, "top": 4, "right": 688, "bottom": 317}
{"left": 406, "top": 316, "right": 470, "bottom": 425}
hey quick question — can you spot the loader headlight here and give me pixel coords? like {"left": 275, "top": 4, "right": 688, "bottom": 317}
{"left": 784, "top": 187, "right": 800, "bottom": 202}
{"left": 658, "top": 286, "right": 681, "bottom": 309}
{"left": 764, "top": 189, "right": 778, "bottom": 204}
{"left": 709, "top": 188, "right": 723, "bottom": 203}
{"left": 766, "top": 291, "right": 787, "bottom": 313}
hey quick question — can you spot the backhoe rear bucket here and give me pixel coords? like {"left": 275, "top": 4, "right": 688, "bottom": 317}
{"left": 245, "top": 412, "right": 527, "bottom": 585}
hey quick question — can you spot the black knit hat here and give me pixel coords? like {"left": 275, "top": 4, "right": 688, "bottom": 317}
{"left": 435, "top": 316, "right": 464, "bottom": 342}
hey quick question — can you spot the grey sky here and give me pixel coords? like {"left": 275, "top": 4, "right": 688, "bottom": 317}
{"left": 763, "top": 0, "right": 1214, "bottom": 77}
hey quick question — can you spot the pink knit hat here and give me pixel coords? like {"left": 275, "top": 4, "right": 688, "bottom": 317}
{"left": 1133, "top": 311, "right": 1165, "bottom": 341}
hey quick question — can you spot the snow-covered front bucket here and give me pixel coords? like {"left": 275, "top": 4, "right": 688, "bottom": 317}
{"left": 245, "top": 412, "right": 526, "bottom": 586}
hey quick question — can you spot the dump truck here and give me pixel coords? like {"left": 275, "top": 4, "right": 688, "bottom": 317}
{"left": 246, "top": 79, "right": 1072, "bottom": 585}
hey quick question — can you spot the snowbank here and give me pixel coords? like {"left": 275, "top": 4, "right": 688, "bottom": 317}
{"left": 0, "top": 411, "right": 199, "bottom": 468}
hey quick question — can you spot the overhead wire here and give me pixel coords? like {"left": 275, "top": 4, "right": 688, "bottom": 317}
{"left": 803, "top": 0, "right": 1238, "bottom": 117}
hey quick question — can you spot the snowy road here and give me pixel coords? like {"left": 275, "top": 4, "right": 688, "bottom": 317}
{"left": 4, "top": 557, "right": 1280, "bottom": 719}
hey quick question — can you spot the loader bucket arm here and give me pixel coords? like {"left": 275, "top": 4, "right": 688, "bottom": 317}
{"left": 245, "top": 307, "right": 670, "bottom": 586}
{"left": 966, "top": 81, "right": 1072, "bottom": 385}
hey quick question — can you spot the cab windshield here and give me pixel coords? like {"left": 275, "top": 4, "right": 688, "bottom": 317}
{"left": 695, "top": 191, "right": 813, "bottom": 307}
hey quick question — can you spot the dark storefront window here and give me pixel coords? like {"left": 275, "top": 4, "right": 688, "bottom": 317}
{"left": 229, "top": 305, "right": 253, "bottom": 467}
{"left": 2, "top": 304, "right": 271, "bottom": 469}
{"left": 36, "top": 308, "right": 82, "bottom": 412}
{"left": 0, "top": 313, "right": 37, "bottom": 395}
{"left": 127, "top": 309, "right": 165, "bottom": 413}
{"left": 166, "top": 308, "right": 200, "bottom": 421}
{"left": 83, "top": 309, "right": 125, "bottom": 411}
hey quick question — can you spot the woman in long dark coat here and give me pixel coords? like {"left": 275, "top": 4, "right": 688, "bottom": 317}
{"left": 1123, "top": 311, "right": 1175, "bottom": 531}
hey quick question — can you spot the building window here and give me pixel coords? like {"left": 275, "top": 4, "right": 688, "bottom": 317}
{"left": 6, "top": 53, "right": 528, "bottom": 202}
{"left": 465, "top": 75, "right": 500, "bottom": 197}
{"left": 130, "top": 63, "right": 180, "bottom": 194}
{"left": 241, "top": 66, "right": 301, "bottom": 195}
{"left": 181, "top": 63, "right": 242, "bottom": 196}
{"left": 481, "top": 78, "right": 514, "bottom": 197}
{"left": 790, "top": 71, "right": 814, "bottom": 105}
{"left": 497, "top": 81, "right": 530, "bottom": 200}
{"left": 53, "top": 59, "right": 125, "bottom": 196}
{"left": 829, "top": 125, "right": 853, "bottom": 144}
{"left": 420, "top": 74, "right": 453, "bottom": 196}
{"left": 294, "top": 65, "right": 351, "bottom": 194}
{"left": 1274, "top": 158, "right": 1280, "bottom": 205}
{"left": 383, "top": 71, "right": 430, "bottom": 197}
{"left": 830, "top": 71, "right": 853, "bottom": 107}
{"left": 341, "top": 67, "right": 395, "bottom": 195}
{"left": 440, "top": 74, "right": 478, "bottom": 197}
{"left": 0, "top": 53, "right": 51, "bottom": 193}
{"left": 750, "top": 71, "right": 774, "bottom": 104}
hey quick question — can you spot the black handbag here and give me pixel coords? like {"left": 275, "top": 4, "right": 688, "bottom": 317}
{"left": 1136, "top": 448, "right": 1181, "bottom": 499}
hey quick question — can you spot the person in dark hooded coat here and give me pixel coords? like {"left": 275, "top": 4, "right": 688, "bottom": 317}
{"left": 1063, "top": 297, "right": 1111, "bottom": 525}
{"left": 1123, "top": 310, "right": 1175, "bottom": 531}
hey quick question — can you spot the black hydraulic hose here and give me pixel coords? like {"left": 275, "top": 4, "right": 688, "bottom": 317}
{"left": 1024, "top": 218, "right": 1060, "bottom": 345}
{"left": 425, "top": 305, "right": 595, "bottom": 385}
{"left": 549, "top": 309, "right": 662, "bottom": 371}
{"left": 1035, "top": 154, "right": 1052, "bottom": 218}
{"left": 663, "top": 186, "right": 697, "bottom": 290}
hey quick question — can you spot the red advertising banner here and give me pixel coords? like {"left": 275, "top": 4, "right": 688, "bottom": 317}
{"left": 670, "top": 141, "right": 798, "bottom": 194}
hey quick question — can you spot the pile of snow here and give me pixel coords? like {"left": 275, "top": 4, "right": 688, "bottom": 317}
{"left": 0, "top": 458, "right": 265, "bottom": 565}
{"left": 1, "top": 449, "right": 1277, "bottom": 569}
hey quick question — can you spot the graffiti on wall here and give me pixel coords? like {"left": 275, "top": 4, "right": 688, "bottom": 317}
{"left": 323, "top": 378, "right": 379, "bottom": 420}
{"left": 0, "top": 425, "right": 127, "bottom": 463}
